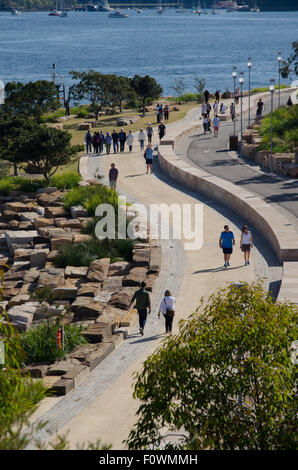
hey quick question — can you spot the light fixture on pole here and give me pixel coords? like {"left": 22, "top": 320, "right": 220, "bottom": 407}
{"left": 269, "top": 79, "right": 275, "bottom": 173}
{"left": 247, "top": 58, "right": 252, "bottom": 126}
{"left": 239, "top": 72, "right": 244, "bottom": 154}
{"left": 232, "top": 66, "right": 237, "bottom": 134}
{"left": 277, "top": 52, "right": 282, "bottom": 108}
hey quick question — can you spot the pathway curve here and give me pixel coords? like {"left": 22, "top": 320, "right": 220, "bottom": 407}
{"left": 29, "top": 99, "right": 282, "bottom": 450}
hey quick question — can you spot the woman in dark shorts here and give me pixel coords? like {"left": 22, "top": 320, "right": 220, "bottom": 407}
{"left": 240, "top": 225, "right": 254, "bottom": 266}
{"left": 144, "top": 143, "right": 153, "bottom": 174}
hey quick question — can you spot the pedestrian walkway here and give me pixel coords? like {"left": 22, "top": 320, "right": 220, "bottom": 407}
{"left": 185, "top": 91, "right": 298, "bottom": 232}
{"left": 29, "top": 94, "right": 284, "bottom": 450}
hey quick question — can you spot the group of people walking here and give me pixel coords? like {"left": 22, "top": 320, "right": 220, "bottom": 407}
{"left": 156, "top": 103, "right": 169, "bottom": 123}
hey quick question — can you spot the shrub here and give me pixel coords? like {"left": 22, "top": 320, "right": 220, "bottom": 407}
{"left": 54, "top": 237, "right": 133, "bottom": 268}
{"left": 176, "top": 92, "right": 201, "bottom": 103}
{"left": 50, "top": 172, "right": 82, "bottom": 190}
{"left": 71, "top": 105, "right": 89, "bottom": 118}
{"left": 0, "top": 160, "right": 11, "bottom": 179}
{"left": 0, "top": 178, "right": 14, "bottom": 196}
{"left": 258, "top": 105, "right": 298, "bottom": 153}
{"left": 62, "top": 184, "right": 118, "bottom": 216}
{"left": 21, "top": 322, "right": 87, "bottom": 364}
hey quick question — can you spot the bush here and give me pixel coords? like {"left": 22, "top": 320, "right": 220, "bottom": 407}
{"left": 22, "top": 322, "right": 87, "bottom": 364}
{"left": 251, "top": 84, "right": 288, "bottom": 94}
{"left": 71, "top": 105, "right": 90, "bottom": 118}
{"left": 258, "top": 105, "right": 298, "bottom": 153}
{"left": 62, "top": 184, "right": 118, "bottom": 216}
{"left": 50, "top": 172, "right": 82, "bottom": 190}
{"left": 54, "top": 237, "right": 133, "bottom": 268}
{"left": 176, "top": 92, "right": 201, "bottom": 103}
{"left": 0, "top": 160, "right": 11, "bottom": 179}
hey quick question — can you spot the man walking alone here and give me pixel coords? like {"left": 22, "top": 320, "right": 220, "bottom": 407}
{"left": 129, "top": 281, "right": 151, "bottom": 336}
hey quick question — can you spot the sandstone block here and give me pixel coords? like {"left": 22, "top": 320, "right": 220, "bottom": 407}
{"left": 87, "top": 258, "right": 110, "bottom": 282}
{"left": 122, "top": 267, "right": 147, "bottom": 287}
{"left": 65, "top": 266, "right": 88, "bottom": 279}
{"left": 71, "top": 205, "right": 89, "bottom": 218}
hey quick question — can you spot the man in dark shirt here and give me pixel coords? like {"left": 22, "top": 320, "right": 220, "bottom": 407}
{"left": 111, "top": 129, "right": 119, "bottom": 154}
{"left": 129, "top": 281, "right": 151, "bottom": 336}
{"left": 158, "top": 122, "right": 166, "bottom": 141}
{"left": 109, "top": 163, "right": 118, "bottom": 190}
{"left": 119, "top": 129, "right": 126, "bottom": 152}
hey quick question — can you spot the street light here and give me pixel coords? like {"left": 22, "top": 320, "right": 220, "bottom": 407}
{"left": 277, "top": 52, "right": 282, "bottom": 108}
{"left": 269, "top": 79, "right": 275, "bottom": 173}
{"left": 232, "top": 67, "right": 237, "bottom": 134}
{"left": 239, "top": 72, "right": 244, "bottom": 153}
{"left": 247, "top": 58, "right": 252, "bottom": 126}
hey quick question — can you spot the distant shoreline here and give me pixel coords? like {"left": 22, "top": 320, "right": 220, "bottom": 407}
{"left": 1, "top": 7, "right": 298, "bottom": 12}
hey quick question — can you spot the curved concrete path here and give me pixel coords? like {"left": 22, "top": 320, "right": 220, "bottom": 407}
{"left": 29, "top": 101, "right": 282, "bottom": 450}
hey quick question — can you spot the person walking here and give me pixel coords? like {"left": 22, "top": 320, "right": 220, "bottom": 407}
{"left": 215, "top": 89, "right": 220, "bottom": 103}
{"left": 158, "top": 121, "right": 166, "bottom": 141}
{"left": 119, "top": 128, "right": 126, "bottom": 152}
{"left": 111, "top": 129, "right": 119, "bottom": 154}
{"left": 84, "top": 130, "right": 93, "bottom": 154}
{"left": 204, "top": 89, "right": 210, "bottom": 103}
{"left": 220, "top": 102, "right": 227, "bottom": 115}
{"left": 129, "top": 281, "right": 151, "bottom": 336}
{"left": 105, "top": 132, "right": 112, "bottom": 154}
{"left": 159, "top": 104, "right": 164, "bottom": 122}
{"left": 230, "top": 102, "right": 235, "bottom": 121}
{"left": 158, "top": 290, "right": 176, "bottom": 335}
{"left": 203, "top": 114, "right": 209, "bottom": 134}
{"left": 219, "top": 225, "right": 235, "bottom": 268}
{"left": 108, "top": 163, "right": 118, "bottom": 190}
{"left": 213, "top": 101, "right": 219, "bottom": 115}
{"left": 126, "top": 130, "right": 134, "bottom": 152}
{"left": 99, "top": 130, "right": 105, "bottom": 154}
{"left": 144, "top": 143, "right": 153, "bottom": 174}
{"left": 138, "top": 128, "right": 146, "bottom": 151}
{"left": 213, "top": 114, "right": 220, "bottom": 137}
{"left": 256, "top": 98, "right": 264, "bottom": 118}
{"left": 156, "top": 103, "right": 160, "bottom": 123}
{"left": 201, "top": 102, "right": 207, "bottom": 117}
{"left": 206, "top": 102, "right": 211, "bottom": 117}
{"left": 287, "top": 96, "right": 293, "bottom": 106}
{"left": 240, "top": 225, "right": 254, "bottom": 266}
{"left": 164, "top": 104, "right": 169, "bottom": 121}
{"left": 92, "top": 132, "right": 98, "bottom": 155}
{"left": 146, "top": 123, "right": 154, "bottom": 144}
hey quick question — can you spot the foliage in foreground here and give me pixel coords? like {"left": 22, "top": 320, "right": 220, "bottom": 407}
{"left": 62, "top": 183, "right": 119, "bottom": 215}
{"left": 126, "top": 283, "right": 298, "bottom": 450}
{"left": 0, "top": 172, "right": 81, "bottom": 196}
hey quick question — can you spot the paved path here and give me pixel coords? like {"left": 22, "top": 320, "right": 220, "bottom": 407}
{"left": 29, "top": 98, "right": 283, "bottom": 450}
{"left": 185, "top": 91, "right": 298, "bottom": 233}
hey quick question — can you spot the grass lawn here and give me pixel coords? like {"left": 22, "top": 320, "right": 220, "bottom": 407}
{"left": 57, "top": 101, "right": 198, "bottom": 175}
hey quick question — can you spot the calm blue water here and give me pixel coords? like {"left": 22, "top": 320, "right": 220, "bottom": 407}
{"left": 0, "top": 9, "right": 297, "bottom": 94}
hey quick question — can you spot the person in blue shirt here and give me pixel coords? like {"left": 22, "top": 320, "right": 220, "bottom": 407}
{"left": 219, "top": 225, "right": 235, "bottom": 268}
{"left": 144, "top": 143, "right": 154, "bottom": 174}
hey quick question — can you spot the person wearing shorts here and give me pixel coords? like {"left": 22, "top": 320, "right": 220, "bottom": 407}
{"left": 219, "top": 225, "right": 235, "bottom": 268}
{"left": 144, "top": 143, "right": 153, "bottom": 174}
{"left": 240, "top": 225, "right": 254, "bottom": 266}
{"left": 213, "top": 115, "right": 220, "bottom": 137}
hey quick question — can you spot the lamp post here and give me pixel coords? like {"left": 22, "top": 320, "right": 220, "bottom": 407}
{"left": 239, "top": 72, "right": 244, "bottom": 154}
{"left": 269, "top": 79, "right": 275, "bottom": 173}
{"left": 277, "top": 52, "right": 282, "bottom": 108}
{"left": 232, "top": 66, "right": 237, "bottom": 134}
{"left": 247, "top": 58, "right": 252, "bottom": 126}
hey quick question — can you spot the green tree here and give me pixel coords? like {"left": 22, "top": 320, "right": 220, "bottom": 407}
{"left": 171, "top": 77, "right": 186, "bottom": 98}
{"left": 193, "top": 77, "right": 206, "bottom": 102}
{"left": 2, "top": 80, "right": 59, "bottom": 122}
{"left": 17, "top": 124, "right": 83, "bottom": 180}
{"left": 130, "top": 75, "right": 163, "bottom": 116}
{"left": 126, "top": 283, "right": 298, "bottom": 450}
{"left": 281, "top": 41, "right": 298, "bottom": 79}
{"left": 69, "top": 70, "right": 107, "bottom": 120}
{"left": 104, "top": 74, "right": 135, "bottom": 113}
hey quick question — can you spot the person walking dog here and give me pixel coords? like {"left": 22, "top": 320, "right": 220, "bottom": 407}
{"left": 129, "top": 281, "right": 151, "bottom": 336}
{"left": 158, "top": 290, "right": 176, "bottom": 335}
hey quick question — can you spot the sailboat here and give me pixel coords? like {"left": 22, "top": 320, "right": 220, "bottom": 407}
{"left": 157, "top": 0, "right": 164, "bottom": 14}
{"left": 211, "top": 0, "right": 217, "bottom": 14}
{"left": 251, "top": 0, "right": 260, "bottom": 12}
{"left": 97, "top": 0, "right": 113, "bottom": 12}
{"left": 11, "top": 8, "right": 21, "bottom": 15}
{"left": 202, "top": 0, "right": 208, "bottom": 14}
{"left": 191, "top": 1, "right": 202, "bottom": 14}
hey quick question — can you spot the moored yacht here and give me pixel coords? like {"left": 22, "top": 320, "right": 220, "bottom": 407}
{"left": 109, "top": 9, "right": 129, "bottom": 18}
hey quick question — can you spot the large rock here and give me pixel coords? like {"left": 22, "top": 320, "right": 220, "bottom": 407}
{"left": 23, "top": 267, "right": 40, "bottom": 284}
{"left": 122, "top": 267, "right": 147, "bottom": 287}
{"left": 7, "top": 302, "right": 39, "bottom": 331}
{"left": 37, "top": 192, "right": 63, "bottom": 207}
{"left": 37, "top": 268, "right": 65, "bottom": 290}
{"left": 73, "top": 234, "right": 92, "bottom": 244}
{"left": 53, "top": 287, "right": 78, "bottom": 301}
{"left": 71, "top": 205, "right": 89, "bottom": 218}
{"left": 132, "top": 248, "right": 150, "bottom": 267}
{"left": 44, "top": 206, "right": 68, "bottom": 219}
{"left": 109, "top": 287, "right": 136, "bottom": 310}
{"left": 4, "top": 201, "right": 28, "bottom": 213}
{"left": 34, "top": 217, "right": 54, "bottom": 229}
{"left": 82, "top": 318, "right": 113, "bottom": 343}
{"left": 70, "top": 342, "right": 115, "bottom": 371}
{"left": 47, "top": 358, "right": 82, "bottom": 376}
{"left": 7, "top": 294, "right": 31, "bottom": 309}
{"left": 87, "top": 258, "right": 110, "bottom": 282}
{"left": 30, "top": 250, "right": 48, "bottom": 268}
{"left": 51, "top": 235, "right": 73, "bottom": 251}
{"left": 19, "top": 212, "right": 40, "bottom": 222}
{"left": 108, "top": 261, "right": 131, "bottom": 277}
{"left": 76, "top": 283, "right": 100, "bottom": 297}
{"left": 36, "top": 187, "right": 58, "bottom": 195}
{"left": 5, "top": 230, "right": 38, "bottom": 251}
{"left": 101, "top": 276, "right": 123, "bottom": 292}
{"left": 71, "top": 297, "right": 104, "bottom": 321}
{"left": 55, "top": 218, "right": 82, "bottom": 230}
{"left": 65, "top": 266, "right": 88, "bottom": 279}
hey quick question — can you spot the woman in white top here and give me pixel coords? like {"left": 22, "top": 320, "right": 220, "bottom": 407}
{"left": 240, "top": 225, "right": 254, "bottom": 266}
{"left": 158, "top": 290, "right": 176, "bottom": 335}
{"left": 126, "top": 130, "right": 134, "bottom": 152}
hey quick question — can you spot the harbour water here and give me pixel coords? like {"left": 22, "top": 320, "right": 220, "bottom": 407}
{"left": 0, "top": 8, "right": 297, "bottom": 94}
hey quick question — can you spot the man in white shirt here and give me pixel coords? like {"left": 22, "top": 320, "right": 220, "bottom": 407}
{"left": 213, "top": 115, "right": 220, "bottom": 137}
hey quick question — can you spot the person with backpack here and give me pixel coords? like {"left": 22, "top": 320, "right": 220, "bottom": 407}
{"left": 158, "top": 290, "right": 176, "bottom": 336}
{"left": 119, "top": 128, "right": 126, "bottom": 152}
{"left": 111, "top": 129, "right": 119, "bottom": 154}
{"left": 84, "top": 130, "right": 93, "bottom": 154}
{"left": 146, "top": 123, "right": 154, "bottom": 144}
{"left": 144, "top": 143, "right": 153, "bottom": 174}
{"left": 129, "top": 281, "right": 151, "bottom": 336}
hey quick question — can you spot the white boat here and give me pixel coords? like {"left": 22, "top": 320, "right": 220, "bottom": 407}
{"left": 48, "top": 9, "right": 62, "bottom": 16}
{"left": 157, "top": 0, "right": 163, "bottom": 14}
{"left": 109, "top": 9, "right": 129, "bottom": 18}
{"left": 11, "top": 8, "right": 21, "bottom": 15}
{"left": 251, "top": 0, "right": 260, "bottom": 12}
